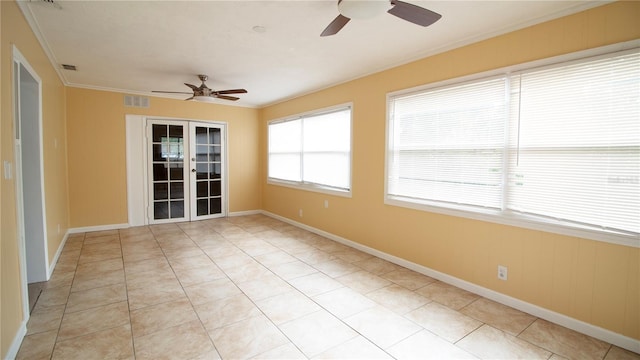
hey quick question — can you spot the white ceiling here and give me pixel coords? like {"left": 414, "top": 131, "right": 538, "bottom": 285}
{"left": 19, "top": 0, "right": 607, "bottom": 108}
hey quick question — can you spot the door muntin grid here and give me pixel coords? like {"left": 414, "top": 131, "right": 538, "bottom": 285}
{"left": 194, "top": 126, "right": 223, "bottom": 217}
{"left": 151, "top": 124, "right": 186, "bottom": 220}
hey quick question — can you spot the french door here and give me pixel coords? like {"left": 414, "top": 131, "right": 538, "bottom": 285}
{"left": 147, "top": 119, "right": 226, "bottom": 223}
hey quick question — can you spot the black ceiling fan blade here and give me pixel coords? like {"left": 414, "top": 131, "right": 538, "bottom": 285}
{"left": 388, "top": 0, "right": 441, "bottom": 27}
{"left": 152, "top": 91, "right": 193, "bottom": 94}
{"left": 216, "top": 95, "right": 240, "bottom": 101}
{"left": 217, "top": 89, "right": 247, "bottom": 95}
{"left": 321, "top": 14, "right": 350, "bottom": 37}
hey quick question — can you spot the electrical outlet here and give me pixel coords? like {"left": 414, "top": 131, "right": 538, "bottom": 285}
{"left": 498, "top": 265, "right": 508, "bottom": 281}
{"left": 298, "top": 209, "right": 303, "bottom": 217}
{"left": 324, "top": 200, "right": 329, "bottom": 208}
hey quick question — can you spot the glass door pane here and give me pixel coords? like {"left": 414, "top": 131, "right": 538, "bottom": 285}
{"left": 190, "top": 123, "right": 225, "bottom": 220}
{"left": 149, "top": 122, "right": 188, "bottom": 222}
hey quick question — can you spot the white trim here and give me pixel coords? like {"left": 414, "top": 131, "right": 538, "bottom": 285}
{"left": 223, "top": 125, "right": 230, "bottom": 218}
{"left": 267, "top": 102, "right": 354, "bottom": 124}
{"left": 13, "top": 46, "right": 51, "bottom": 279}
{"left": 125, "top": 115, "right": 147, "bottom": 227}
{"left": 68, "top": 223, "right": 129, "bottom": 234}
{"left": 266, "top": 179, "right": 352, "bottom": 198}
{"left": 12, "top": 45, "right": 50, "bottom": 341}
{"left": 4, "top": 320, "right": 27, "bottom": 360}
{"left": 266, "top": 102, "right": 354, "bottom": 196}
{"left": 47, "top": 231, "right": 69, "bottom": 278}
{"left": 37, "top": 66, "right": 50, "bottom": 279}
{"left": 228, "top": 210, "right": 262, "bottom": 217}
{"left": 261, "top": 210, "right": 640, "bottom": 354}
{"left": 12, "top": 48, "right": 31, "bottom": 331}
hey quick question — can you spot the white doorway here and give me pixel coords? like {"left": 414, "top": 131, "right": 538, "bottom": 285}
{"left": 13, "top": 47, "right": 49, "bottom": 316}
{"left": 125, "top": 116, "right": 228, "bottom": 226}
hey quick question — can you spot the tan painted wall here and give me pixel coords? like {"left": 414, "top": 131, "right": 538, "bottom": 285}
{"left": 66, "top": 87, "right": 261, "bottom": 228}
{"left": 1, "top": 1, "right": 69, "bottom": 357}
{"left": 260, "top": 1, "right": 640, "bottom": 341}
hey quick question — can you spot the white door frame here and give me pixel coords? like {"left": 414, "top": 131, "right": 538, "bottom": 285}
{"left": 13, "top": 46, "right": 49, "bottom": 320}
{"left": 125, "top": 115, "right": 229, "bottom": 226}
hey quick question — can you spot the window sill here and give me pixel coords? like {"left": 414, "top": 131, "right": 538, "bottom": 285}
{"left": 267, "top": 179, "right": 352, "bottom": 198}
{"left": 385, "top": 196, "right": 639, "bottom": 248}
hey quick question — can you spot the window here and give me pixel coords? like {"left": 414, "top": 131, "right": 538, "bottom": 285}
{"left": 387, "top": 48, "right": 639, "bottom": 243}
{"left": 268, "top": 105, "right": 351, "bottom": 194}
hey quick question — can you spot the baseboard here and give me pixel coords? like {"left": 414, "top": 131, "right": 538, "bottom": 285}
{"left": 68, "top": 223, "right": 129, "bottom": 234}
{"left": 47, "top": 231, "right": 69, "bottom": 279}
{"left": 228, "top": 210, "right": 262, "bottom": 217}
{"left": 261, "top": 211, "right": 640, "bottom": 354}
{"left": 67, "top": 213, "right": 262, "bottom": 234}
{"left": 4, "top": 320, "right": 27, "bottom": 360}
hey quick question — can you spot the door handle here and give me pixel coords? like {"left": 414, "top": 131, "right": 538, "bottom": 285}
{"left": 191, "top": 169, "right": 196, "bottom": 173}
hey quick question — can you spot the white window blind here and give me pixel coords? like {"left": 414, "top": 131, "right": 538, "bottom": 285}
{"left": 268, "top": 120, "right": 301, "bottom": 182}
{"left": 268, "top": 106, "right": 351, "bottom": 191}
{"left": 388, "top": 77, "right": 508, "bottom": 209}
{"left": 387, "top": 48, "right": 640, "bottom": 239}
{"left": 508, "top": 52, "right": 640, "bottom": 234}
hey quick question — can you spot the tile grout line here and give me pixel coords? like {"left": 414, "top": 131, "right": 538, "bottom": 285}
{"left": 48, "top": 232, "right": 85, "bottom": 360}
{"left": 205, "top": 221, "right": 407, "bottom": 359}
{"left": 119, "top": 228, "right": 138, "bottom": 360}
{"left": 26, "top": 216, "right": 630, "bottom": 360}
{"left": 170, "top": 223, "right": 225, "bottom": 358}
{"left": 185, "top": 221, "right": 311, "bottom": 359}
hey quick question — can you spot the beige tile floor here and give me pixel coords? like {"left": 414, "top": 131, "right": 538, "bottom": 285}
{"left": 16, "top": 214, "right": 640, "bottom": 360}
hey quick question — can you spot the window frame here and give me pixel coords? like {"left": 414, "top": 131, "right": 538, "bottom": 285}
{"left": 267, "top": 103, "right": 353, "bottom": 198}
{"left": 385, "top": 40, "right": 640, "bottom": 248}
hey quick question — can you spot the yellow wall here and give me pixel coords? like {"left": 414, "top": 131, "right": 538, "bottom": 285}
{"left": 1, "top": 0, "right": 69, "bottom": 357}
{"left": 66, "top": 88, "right": 261, "bottom": 228}
{"left": 260, "top": 1, "right": 640, "bottom": 341}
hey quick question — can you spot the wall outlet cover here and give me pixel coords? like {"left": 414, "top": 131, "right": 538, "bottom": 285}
{"left": 498, "top": 265, "right": 508, "bottom": 281}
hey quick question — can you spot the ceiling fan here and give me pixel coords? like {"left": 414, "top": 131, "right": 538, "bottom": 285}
{"left": 153, "top": 75, "right": 247, "bottom": 102}
{"left": 321, "top": 0, "right": 442, "bottom": 37}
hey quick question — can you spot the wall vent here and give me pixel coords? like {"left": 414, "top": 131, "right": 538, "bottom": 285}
{"left": 124, "top": 95, "right": 149, "bottom": 108}
{"left": 61, "top": 64, "right": 76, "bottom": 71}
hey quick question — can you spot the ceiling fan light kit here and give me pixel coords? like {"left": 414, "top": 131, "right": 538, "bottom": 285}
{"left": 322, "top": 0, "right": 442, "bottom": 36}
{"left": 193, "top": 96, "right": 217, "bottom": 103}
